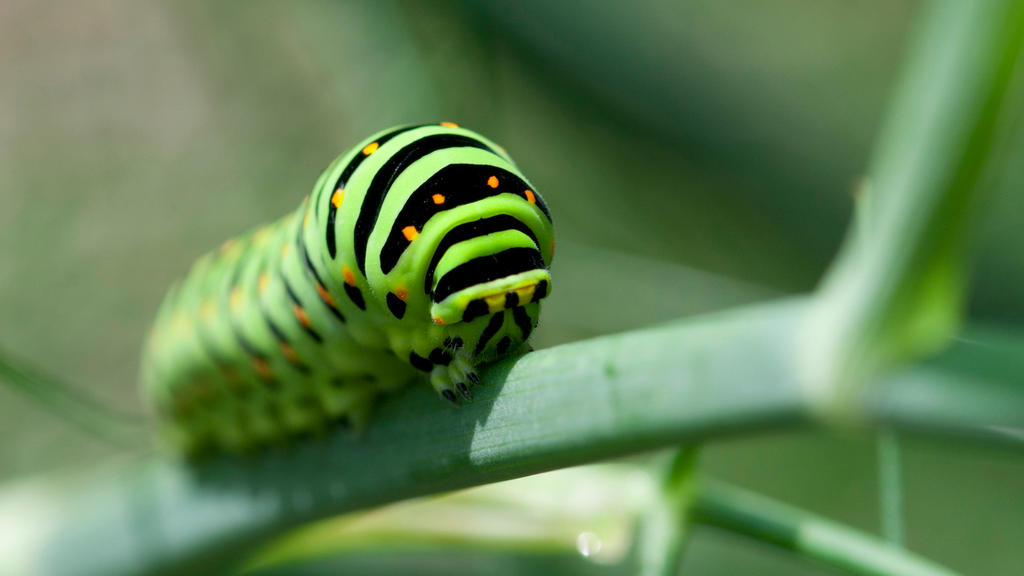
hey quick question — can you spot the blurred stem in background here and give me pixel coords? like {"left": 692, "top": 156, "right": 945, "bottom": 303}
{"left": 636, "top": 449, "right": 699, "bottom": 576}
{"left": 802, "top": 0, "right": 1024, "bottom": 416}
{"left": 243, "top": 464, "right": 653, "bottom": 572}
{"left": 877, "top": 431, "right": 903, "bottom": 547}
{"left": 244, "top": 464, "right": 959, "bottom": 576}
{"left": 692, "top": 481, "right": 958, "bottom": 576}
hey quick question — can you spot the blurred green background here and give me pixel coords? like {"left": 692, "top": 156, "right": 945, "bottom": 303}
{"left": 1, "top": 1, "right": 1022, "bottom": 574}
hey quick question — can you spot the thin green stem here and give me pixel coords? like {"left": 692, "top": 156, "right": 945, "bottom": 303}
{"left": 877, "top": 431, "right": 904, "bottom": 546}
{"left": 637, "top": 448, "right": 700, "bottom": 576}
{"left": 692, "top": 481, "right": 958, "bottom": 576}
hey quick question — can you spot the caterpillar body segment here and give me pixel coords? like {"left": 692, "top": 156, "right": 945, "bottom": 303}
{"left": 142, "top": 124, "right": 554, "bottom": 453}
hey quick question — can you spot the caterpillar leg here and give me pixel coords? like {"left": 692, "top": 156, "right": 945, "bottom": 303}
{"left": 429, "top": 355, "right": 478, "bottom": 404}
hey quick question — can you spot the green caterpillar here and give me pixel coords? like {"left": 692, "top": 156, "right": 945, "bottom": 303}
{"left": 141, "top": 123, "right": 554, "bottom": 454}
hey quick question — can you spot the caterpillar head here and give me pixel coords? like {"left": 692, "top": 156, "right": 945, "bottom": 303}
{"left": 408, "top": 167, "right": 553, "bottom": 327}
{"left": 363, "top": 127, "right": 553, "bottom": 328}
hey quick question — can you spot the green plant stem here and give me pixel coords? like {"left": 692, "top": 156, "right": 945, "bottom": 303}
{"left": 692, "top": 481, "right": 959, "bottom": 576}
{"left": 4, "top": 300, "right": 1024, "bottom": 576}
{"left": 637, "top": 449, "right": 700, "bottom": 576}
{"left": 877, "top": 431, "right": 904, "bottom": 546}
{"left": 802, "top": 0, "right": 1024, "bottom": 414}
{"left": 867, "top": 326, "right": 1024, "bottom": 440}
{"left": 26, "top": 299, "right": 812, "bottom": 576}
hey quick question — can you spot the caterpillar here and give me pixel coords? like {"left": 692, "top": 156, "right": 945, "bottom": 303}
{"left": 141, "top": 123, "right": 554, "bottom": 454}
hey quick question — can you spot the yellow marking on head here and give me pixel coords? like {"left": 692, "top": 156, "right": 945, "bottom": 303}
{"left": 362, "top": 142, "right": 379, "bottom": 155}
{"left": 316, "top": 283, "right": 336, "bottom": 306}
{"left": 303, "top": 211, "right": 310, "bottom": 227}
{"left": 485, "top": 293, "right": 506, "bottom": 313}
{"left": 281, "top": 243, "right": 291, "bottom": 258}
{"left": 515, "top": 284, "right": 537, "bottom": 304}
{"left": 431, "top": 193, "right": 445, "bottom": 205}
{"left": 395, "top": 285, "right": 408, "bottom": 301}
{"left": 331, "top": 188, "right": 344, "bottom": 208}
{"left": 230, "top": 287, "right": 244, "bottom": 311}
{"left": 433, "top": 316, "right": 445, "bottom": 325}
{"left": 487, "top": 175, "right": 499, "bottom": 189}
{"left": 293, "top": 305, "right": 311, "bottom": 327}
{"left": 342, "top": 265, "right": 356, "bottom": 286}
{"left": 281, "top": 344, "right": 299, "bottom": 364}
{"left": 402, "top": 225, "right": 419, "bottom": 241}
{"left": 440, "top": 121, "right": 459, "bottom": 128}
{"left": 524, "top": 189, "right": 536, "bottom": 204}
{"left": 253, "top": 358, "right": 272, "bottom": 379}
{"left": 550, "top": 238, "right": 555, "bottom": 258}
{"left": 258, "top": 273, "right": 269, "bottom": 294}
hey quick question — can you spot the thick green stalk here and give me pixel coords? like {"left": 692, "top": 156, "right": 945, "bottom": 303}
{"left": 3, "top": 301, "right": 1023, "bottom": 576}
{"left": 26, "top": 299, "right": 812, "bottom": 576}
{"left": 801, "top": 0, "right": 1024, "bottom": 415}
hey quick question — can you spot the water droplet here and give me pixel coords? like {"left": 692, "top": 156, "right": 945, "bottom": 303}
{"left": 576, "top": 531, "right": 602, "bottom": 559}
